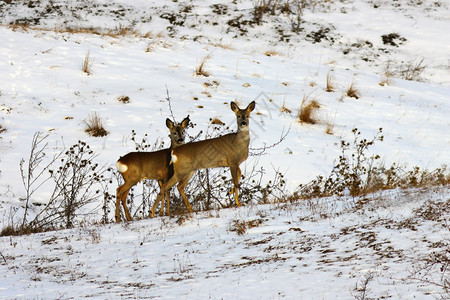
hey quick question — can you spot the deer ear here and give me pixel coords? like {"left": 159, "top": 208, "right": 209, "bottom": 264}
{"left": 246, "top": 101, "right": 256, "bottom": 113}
{"left": 230, "top": 101, "right": 240, "bottom": 113}
{"left": 166, "top": 118, "right": 174, "bottom": 129}
{"left": 181, "top": 115, "right": 190, "bottom": 128}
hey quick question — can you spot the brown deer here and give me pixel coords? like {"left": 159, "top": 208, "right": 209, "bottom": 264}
{"left": 150, "top": 101, "right": 256, "bottom": 218}
{"left": 115, "top": 116, "right": 192, "bottom": 222}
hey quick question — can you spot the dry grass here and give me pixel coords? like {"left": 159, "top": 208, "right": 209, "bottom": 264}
{"left": 84, "top": 112, "right": 108, "bottom": 137}
{"left": 325, "top": 112, "right": 336, "bottom": 135}
{"left": 264, "top": 50, "right": 281, "bottom": 57}
{"left": 9, "top": 23, "right": 147, "bottom": 39}
{"left": 379, "top": 74, "right": 390, "bottom": 87}
{"left": 194, "top": 55, "right": 211, "bottom": 77}
{"left": 82, "top": 51, "right": 94, "bottom": 75}
{"left": 325, "top": 122, "right": 334, "bottom": 135}
{"left": 379, "top": 62, "right": 393, "bottom": 86}
{"left": 326, "top": 72, "right": 335, "bottom": 92}
{"left": 280, "top": 101, "right": 292, "bottom": 114}
{"left": 211, "top": 42, "right": 233, "bottom": 50}
{"left": 298, "top": 96, "right": 321, "bottom": 124}
{"left": 346, "top": 81, "right": 360, "bottom": 99}
{"left": 401, "top": 58, "right": 426, "bottom": 81}
{"left": 210, "top": 117, "right": 225, "bottom": 125}
{"left": 0, "top": 124, "right": 6, "bottom": 134}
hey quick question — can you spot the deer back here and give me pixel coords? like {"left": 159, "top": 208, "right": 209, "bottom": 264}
{"left": 172, "top": 130, "right": 250, "bottom": 171}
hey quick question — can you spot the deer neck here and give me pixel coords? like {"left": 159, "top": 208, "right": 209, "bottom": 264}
{"left": 233, "top": 126, "right": 251, "bottom": 156}
{"left": 237, "top": 125, "right": 250, "bottom": 139}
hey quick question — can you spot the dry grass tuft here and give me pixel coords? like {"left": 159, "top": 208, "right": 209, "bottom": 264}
{"left": 210, "top": 117, "right": 225, "bottom": 125}
{"left": 264, "top": 50, "right": 281, "bottom": 57}
{"left": 401, "top": 58, "right": 425, "bottom": 81}
{"left": 379, "top": 62, "right": 393, "bottom": 86}
{"left": 325, "top": 122, "right": 334, "bottom": 135}
{"left": 84, "top": 112, "right": 108, "bottom": 137}
{"left": 325, "top": 113, "right": 336, "bottom": 135}
{"left": 346, "top": 81, "right": 360, "bottom": 99}
{"left": 211, "top": 42, "right": 233, "bottom": 50}
{"left": 0, "top": 124, "right": 6, "bottom": 134}
{"left": 298, "top": 96, "right": 321, "bottom": 124}
{"left": 280, "top": 100, "right": 292, "bottom": 114}
{"left": 195, "top": 55, "right": 211, "bottom": 77}
{"left": 82, "top": 51, "right": 94, "bottom": 75}
{"left": 326, "top": 72, "right": 335, "bottom": 92}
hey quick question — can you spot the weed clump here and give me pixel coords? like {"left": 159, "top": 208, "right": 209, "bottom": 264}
{"left": 117, "top": 95, "right": 130, "bottom": 104}
{"left": 82, "top": 51, "right": 94, "bottom": 75}
{"left": 381, "top": 33, "right": 407, "bottom": 47}
{"left": 325, "top": 72, "right": 335, "bottom": 92}
{"left": 346, "top": 81, "right": 360, "bottom": 99}
{"left": 296, "top": 128, "right": 449, "bottom": 199}
{"left": 84, "top": 112, "right": 108, "bottom": 137}
{"left": 194, "top": 55, "right": 211, "bottom": 77}
{"left": 298, "top": 96, "right": 320, "bottom": 124}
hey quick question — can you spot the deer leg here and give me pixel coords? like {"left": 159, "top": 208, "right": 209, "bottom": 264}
{"left": 166, "top": 189, "right": 171, "bottom": 216}
{"left": 230, "top": 166, "right": 242, "bottom": 207}
{"left": 116, "top": 180, "right": 138, "bottom": 222}
{"left": 116, "top": 183, "right": 134, "bottom": 222}
{"left": 115, "top": 187, "right": 122, "bottom": 222}
{"left": 121, "top": 187, "right": 133, "bottom": 221}
{"left": 177, "top": 172, "right": 195, "bottom": 213}
{"left": 157, "top": 181, "right": 165, "bottom": 216}
{"left": 151, "top": 176, "right": 178, "bottom": 218}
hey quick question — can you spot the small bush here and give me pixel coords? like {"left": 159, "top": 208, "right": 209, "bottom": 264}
{"left": 296, "top": 128, "right": 449, "bottom": 200}
{"left": 84, "top": 112, "right": 108, "bottom": 137}
{"left": 400, "top": 58, "right": 425, "bottom": 81}
{"left": 2, "top": 134, "right": 111, "bottom": 235}
{"left": 229, "top": 218, "right": 264, "bottom": 235}
{"left": 229, "top": 219, "right": 248, "bottom": 235}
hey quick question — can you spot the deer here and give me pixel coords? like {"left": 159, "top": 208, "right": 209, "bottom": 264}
{"left": 150, "top": 101, "right": 256, "bottom": 218}
{"left": 115, "top": 116, "right": 193, "bottom": 222}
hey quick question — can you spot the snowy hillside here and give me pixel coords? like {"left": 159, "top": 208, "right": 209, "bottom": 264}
{"left": 0, "top": 0, "right": 449, "bottom": 298}
{"left": 1, "top": 186, "right": 449, "bottom": 299}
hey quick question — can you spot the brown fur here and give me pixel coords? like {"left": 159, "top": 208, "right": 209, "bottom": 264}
{"left": 150, "top": 101, "right": 256, "bottom": 218}
{"left": 115, "top": 116, "right": 190, "bottom": 222}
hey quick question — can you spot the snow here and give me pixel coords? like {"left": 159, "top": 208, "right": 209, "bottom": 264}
{"left": 0, "top": 0, "right": 449, "bottom": 298}
{"left": 1, "top": 188, "right": 448, "bottom": 299}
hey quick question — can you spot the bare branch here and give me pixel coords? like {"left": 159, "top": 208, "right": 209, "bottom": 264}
{"left": 165, "top": 84, "right": 176, "bottom": 122}
{"left": 249, "top": 124, "right": 291, "bottom": 156}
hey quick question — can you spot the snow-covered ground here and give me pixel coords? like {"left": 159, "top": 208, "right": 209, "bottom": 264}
{"left": 1, "top": 186, "right": 449, "bottom": 299}
{"left": 0, "top": 0, "right": 449, "bottom": 298}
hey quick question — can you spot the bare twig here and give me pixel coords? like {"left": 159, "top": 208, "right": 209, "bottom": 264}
{"left": 165, "top": 85, "right": 176, "bottom": 122}
{"left": 249, "top": 124, "right": 291, "bottom": 156}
